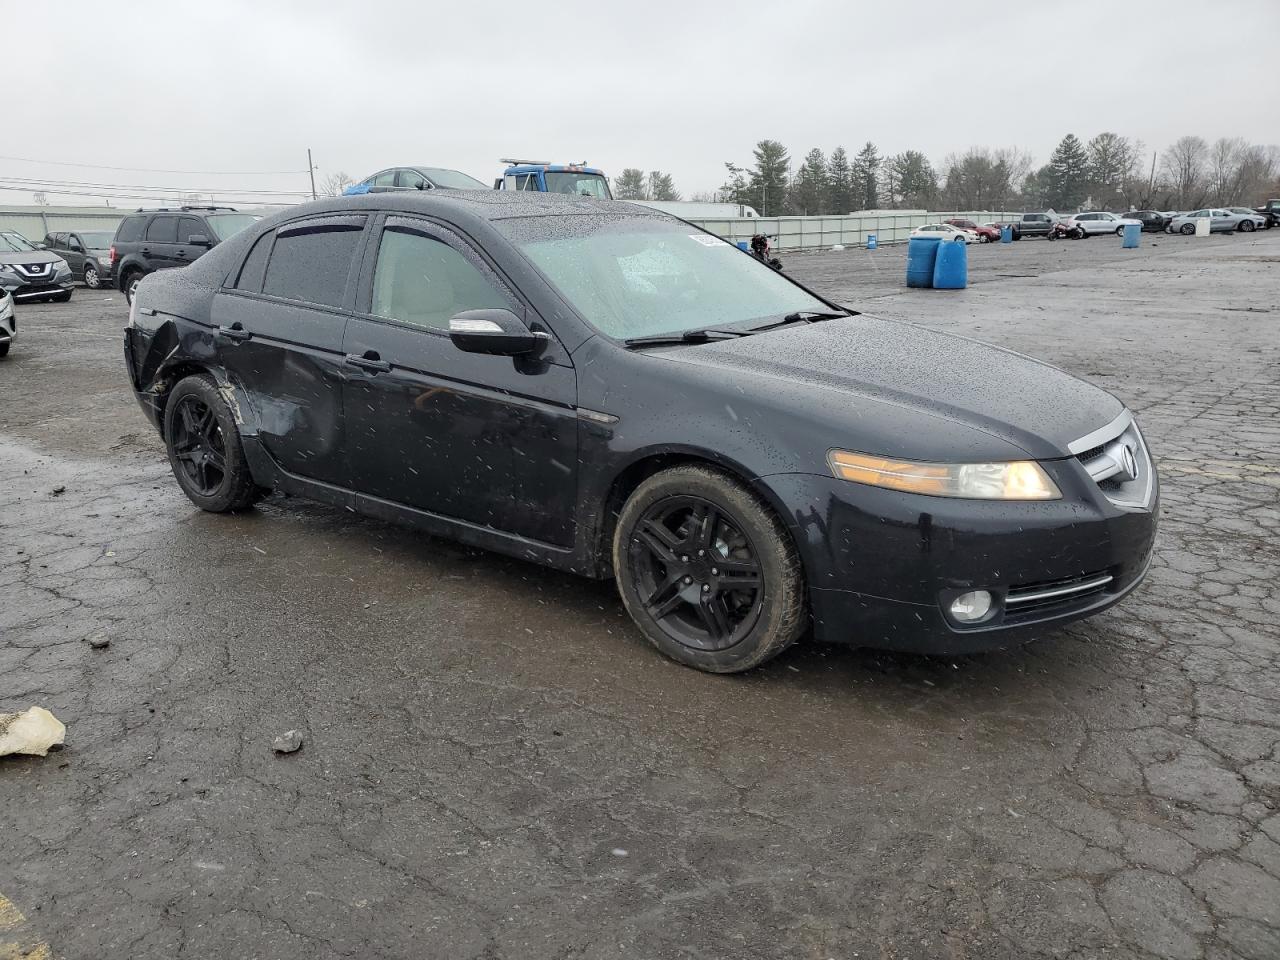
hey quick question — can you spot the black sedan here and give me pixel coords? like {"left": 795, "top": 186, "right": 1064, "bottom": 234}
{"left": 1122, "top": 210, "right": 1170, "bottom": 232}
{"left": 123, "top": 192, "right": 1158, "bottom": 673}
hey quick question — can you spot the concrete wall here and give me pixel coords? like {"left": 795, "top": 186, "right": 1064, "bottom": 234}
{"left": 686, "top": 211, "right": 1024, "bottom": 251}
{"left": 0, "top": 206, "right": 128, "bottom": 241}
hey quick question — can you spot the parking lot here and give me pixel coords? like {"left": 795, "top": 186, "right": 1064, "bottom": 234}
{"left": 2, "top": 230, "right": 1279, "bottom": 959}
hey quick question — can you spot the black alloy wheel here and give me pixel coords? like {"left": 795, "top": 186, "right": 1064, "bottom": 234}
{"left": 628, "top": 495, "right": 765, "bottom": 652}
{"left": 171, "top": 393, "right": 228, "bottom": 496}
{"left": 1180, "top": 223, "right": 1195, "bottom": 235}
{"left": 613, "top": 465, "right": 806, "bottom": 673}
{"left": 1240, "top": 220, "right": 1255, "bottom": 232}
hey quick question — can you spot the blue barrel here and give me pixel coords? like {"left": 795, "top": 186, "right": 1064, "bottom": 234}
{"left": 933, "top": 238, "right": 968, "bottom": 289}
{"left": 1000, "top": 224, "right": 1013, "bottom": 243}
{"left": 1122, "top": 223, "right": 1140, "bottom": 248}
{"left": 736, "top": 240, "right": 749, "bottom": 252}
{"left": 867, "top": 233, "right": 877, "bottom": 250}
{"left": 906, "top": 236, "right": 941, "bottom": 288}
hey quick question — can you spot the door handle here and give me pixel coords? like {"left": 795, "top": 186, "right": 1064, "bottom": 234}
{"left": 345, "top": 352, "right": 391, "bottom": 373}
{"left": 216, "top": 324, "right": 251, "bottom": 342}
{"left": 141, "top": 247, "right": 151, "bottom": 255}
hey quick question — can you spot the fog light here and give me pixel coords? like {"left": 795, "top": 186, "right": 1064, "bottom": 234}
{"left": 949, "top": 590, "right": 993, "bottom": 623}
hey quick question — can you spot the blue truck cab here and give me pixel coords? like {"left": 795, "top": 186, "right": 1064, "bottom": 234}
{"left": 495, "top": 159, "right": 612, "bottom": 199}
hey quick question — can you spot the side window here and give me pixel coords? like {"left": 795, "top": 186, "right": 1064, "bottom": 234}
{"left": 262, "top": 220, "right": 365, "bottom": 307}
{"left": 116, "top": 217, "right": 145, "bottom": 243}
{"left": 68, "top": 234, "right": 83, "bottom": 250}
{"left": 177, "top": 217, "right": 204, "bottom": 243}
{"left": 146, "top": 217, "right": 178, "bottom": 242}
{"left": 517, "top": 174, "right": 539, "bottom": 191}
{"left": 397, "top": 169, "right": 428, "bottom": 190}
{"left": 370, "top": 225, "right": 512, "bottom": 331}
{"left": 232, "top": 230, "right": 274, "bottom": 292}
{"left": 372, "top": 171, "right": 397, "bottom": 187}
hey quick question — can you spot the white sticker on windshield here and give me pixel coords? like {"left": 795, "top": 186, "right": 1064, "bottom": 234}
{"left": 688, "top": 234, "right": 727, "bottom": 247}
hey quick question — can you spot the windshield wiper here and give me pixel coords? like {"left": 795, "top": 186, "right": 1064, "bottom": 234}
{"left": 749, "top": 310, "right": 851, "bottom": 333}
{"left": 622, "top": 329, "right": 748, "bottom": 349}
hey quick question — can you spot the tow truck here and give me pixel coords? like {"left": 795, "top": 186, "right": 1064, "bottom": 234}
{"left": 494, "top": 159, "right": 612, "bottom": 199}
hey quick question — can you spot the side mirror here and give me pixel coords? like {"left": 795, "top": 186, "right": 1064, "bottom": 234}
{"left": 449, "top": 309, "right": 548, "bottom": 357}
{"left": 32, "top": 241, "right": 47, "bottom": 250}
{"left": 187, "top": 234, "right": 211, "bottom": 247}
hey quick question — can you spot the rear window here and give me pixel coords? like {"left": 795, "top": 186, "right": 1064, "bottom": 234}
{"left": 115, "top": 216, "right": 146, "bottom": 243}
{"left": 146, "top": 217, "right": 178, "bottom": 242}
{"left": 262, "top": 220, "right": 365, "bottom": 307}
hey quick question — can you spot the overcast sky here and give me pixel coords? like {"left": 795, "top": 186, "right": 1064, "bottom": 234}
{"left": 6, "top": 0, "right": 1278, "bottom": 206}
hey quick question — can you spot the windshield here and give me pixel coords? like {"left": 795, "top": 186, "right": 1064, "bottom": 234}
{"left": 544, "top": 172, "right": 611, "bottom": 199}
{"left": 420, "top": 168, "right": 487, "bottom": 190}
{"left": 205, "top": 214, "right": 263, "bottom": 241}
{"left": 0, "top": 232, "right": 36, "bottom": 252}
{"left": 502, "top": 216, "right": 832, "bottom": 340}
{"left": 79, "top": 231, "right": 114, "bottom": 248}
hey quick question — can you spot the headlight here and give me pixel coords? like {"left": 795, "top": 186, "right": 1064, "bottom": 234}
{"left": 827, "top": 450, "right": 1062, "bottom": 500}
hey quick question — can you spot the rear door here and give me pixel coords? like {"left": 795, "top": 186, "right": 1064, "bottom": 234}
{"left": 341, "top": 215, "right": 578, "bottom": 545}
{"left": 143, "top": 215, "right": 182, "bottom": 270}
{"left": 209, "top": 215, "right": 368, "bottom": 485}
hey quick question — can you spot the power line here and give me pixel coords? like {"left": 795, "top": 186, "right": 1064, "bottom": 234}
{"left": 0, "top": 183, "right": 300, "bottom": 205}
{"left": 0, "top": 174, "right": 313, "bottom": 197}
{"left": 0, "top": 154, "right": 309, "bottom": 176}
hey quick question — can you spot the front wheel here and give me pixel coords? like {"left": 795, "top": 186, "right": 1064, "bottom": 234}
{"left": 0, "top": 342, "right": 9, "bottom": 358}
{"left": 84, "top": 264, "right": 102, "bottom": 289}
{"left": 52, "top": 291, "right": 73, "bottom": 303}
{"left": 1240, "top": 220, "right": 1255, "bottom": 232}
{"left": 979, "top": 234, "right": 990, "bottom": 243}
{"left": 1115, "top": 226, "right": 1125, "bottom": 236}
{"left": 123, "top": 270, "right": 143, "bottom": 304}
{"left": 164, "top": 374, "right": 261, "bottom": 513}
{"left": 613, "top": 465, "right": 806, "bottom": 673}
{"left": 1180, "top": 223, "right": 1195, "bottom": 235}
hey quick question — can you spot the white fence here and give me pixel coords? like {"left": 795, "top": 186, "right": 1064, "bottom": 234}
{"left": 0, "top": 206, "right": 127, "bottom": 240}
{"left": 687, "top": 211, "right": 1024, "bottom": 252}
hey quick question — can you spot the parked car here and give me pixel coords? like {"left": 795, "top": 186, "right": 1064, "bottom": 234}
{"left": 910, "top": 223, "right": 977, "bottom": 243}
{"left": 1226, "top": 208, "right": 1268, "bottom": 231}
{"left": 112, "top": 206, "right": 262, "bottom": 304}
{"left": 996, "top": 213, "right": 1058, "bottom": 240}
{"left": 1064, "top": 212, "right": 1144, "bottom": 237}
{"left": 1165, "top": 209, "right": 1260, "bottom": 234}
{"left": 124, "top": 192, "right": 1158, "bottom": 674}
{"left": 42, "top": 229, "right": 116, "bottom": 288}
{"left": 0, "top": 288, "right": 14, "bottom": 357}
{"left": 1253, "top": 199, "right": 1280, "bottom": 228}
{"left": 1121, "top": 211, "right": 1169, "bottom": 233}
{"left": 0, "top": 232, "right": 74, "bottom": 303}
{"left": 944, "top": 218, "right": 999, "bottom": 242}
{"left": 344, "top": 166, "right": 488, "bottom": 194}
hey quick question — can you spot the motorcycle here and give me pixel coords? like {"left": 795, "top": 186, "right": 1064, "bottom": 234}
{"left": 1047, "top": 219, "right": 1085, "bottom": 241}
{"left": 750, "top": 233, "right": 783, "bottom": 271}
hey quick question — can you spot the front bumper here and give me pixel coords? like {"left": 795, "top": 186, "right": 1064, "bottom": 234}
{"left": 758, "top": 458, "right": 1158, "bottom": 655}
{"left": 0, "top": 275, "right": 74, "bottom": 300}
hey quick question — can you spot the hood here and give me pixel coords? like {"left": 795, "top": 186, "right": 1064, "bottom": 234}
{"left": 0, "top": 251, "right": 65, "bottom": 267}
{"left": 661, "top": 315, "right": 1122, "bottom": 460}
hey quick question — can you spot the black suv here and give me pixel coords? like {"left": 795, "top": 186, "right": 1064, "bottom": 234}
{"left": 112, "top": 206, "right": 261, "bottom": 303}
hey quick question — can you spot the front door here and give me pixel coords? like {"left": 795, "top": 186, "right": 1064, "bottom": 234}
{"left": 209, "top": 215, "right": 369, "bottom": 485}
{"left": 341, "top": 215, "right": 578, "bottom": 546}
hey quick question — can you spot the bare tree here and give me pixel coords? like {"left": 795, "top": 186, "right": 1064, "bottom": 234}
{"left": 32, "top": 192, "right": 48, "bottom": 205}
{"left": 320, "top": 171, "right": 355, "bottom": 197}
{"left": 1160, "top": 136, "right": 1209, "bottom": 208}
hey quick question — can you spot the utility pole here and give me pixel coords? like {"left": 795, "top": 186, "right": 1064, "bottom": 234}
{"left": 307, "top": 148, "right": 317, "bottom": 200}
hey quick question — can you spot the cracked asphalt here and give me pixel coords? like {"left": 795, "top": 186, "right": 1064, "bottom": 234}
{"left": 2, "top": 231, "right": 1279, "bottom": 959}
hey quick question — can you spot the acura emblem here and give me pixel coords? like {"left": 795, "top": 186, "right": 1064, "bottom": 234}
{"left": 1119, "top": 444, "right": 1139, "bottom": 482}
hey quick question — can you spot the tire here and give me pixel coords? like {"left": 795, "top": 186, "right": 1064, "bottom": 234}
{"left": 1115, "top": 226, "right": 1125, "bottom": 236}
{"left": 612, "top": 465, "right": 806, "bottom": 673}
{"left": 1240, "top": 220, "right": 1255, "bottom": 233}
{"left": 122, "top": 269, "right": 143, "bottom": 304}
{"left": 83, "top": 264, "right": 102, "bottom": 289}
{"left": 52, "top": 291, "right": 73, "bottom": 303}
{"left": 1180, "top": 223, "right": 1195, "bottom": 235}
{"left": 163, "top": 374, "right": 260, "bottom": 513}
{"left": 0, "top": 342, "right": 9, "bottom": 358}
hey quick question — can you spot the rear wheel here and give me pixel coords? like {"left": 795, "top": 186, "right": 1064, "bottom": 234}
{"left": 613, "top": 465, "right": 806, "bottom": 673}
{"left": 83, "top": 264, "right": 102, "bottom": 289}
{"left": 163, "top": 375, "right": 260, "bottom": 513}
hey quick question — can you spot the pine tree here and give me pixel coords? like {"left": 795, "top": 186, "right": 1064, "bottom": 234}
{"left": 718, "top": 162, "right": 749, "bottom": 205}
{"left": 826, "top": 147, "right": 853, "bottom": 214}
{"left": 648, "top": 171, "right": 681, "bottom": 201}
{"left": 614, "top": 168, "right": 647, "bottom": 200}
{"left": 1045, "top": 134, "right": 1090, "bottom": 210}
{"left": 885, "top": 151, "right": 937, "bottom": 208}
{"left": 748, "top": 140, "right": 790, "bottom": 216}
{"left": 851, "top": 142, "right": 881, "bottom": 210}
{"left": 791, "top": 148, "right": 829, "bottom": 215}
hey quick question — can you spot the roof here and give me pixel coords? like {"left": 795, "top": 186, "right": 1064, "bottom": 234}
{"left": 277, "top": 190, "right": 666, "bottom": 224}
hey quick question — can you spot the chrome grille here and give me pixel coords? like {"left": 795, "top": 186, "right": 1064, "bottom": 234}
{"left": 12, "top": 262, "right": 52, "bottom": 278}
{"left": 1004, "top": 570, "right": 1113, "bottom": 623}
{"left": 1069, "top": 411, "right": 1154, "bottom": 507}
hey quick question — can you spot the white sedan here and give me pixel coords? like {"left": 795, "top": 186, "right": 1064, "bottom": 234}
{"left": 909, "top": 223, "right": 978, "bottom": 243}
{"left": 1064, "top": 212, "right": 1144, "bottom": 237}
